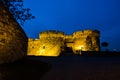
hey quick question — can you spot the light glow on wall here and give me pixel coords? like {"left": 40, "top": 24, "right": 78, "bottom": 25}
{"left": 78, "top": 45, "right": 84, "bottom": 50}
{"left": 75, "top": 45, "right": 86, "bottom": 51}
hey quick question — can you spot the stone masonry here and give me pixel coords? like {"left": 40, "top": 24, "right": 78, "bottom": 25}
{"left": 27, "top": 30, "right": 100, "bottom": 56}
{"left": 0, "top": 0, "right": 28, "bottom": 64}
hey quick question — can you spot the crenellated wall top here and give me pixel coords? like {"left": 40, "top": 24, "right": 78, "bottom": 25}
{"left": 29, "top": 29, "right": 100, "bottom": 40}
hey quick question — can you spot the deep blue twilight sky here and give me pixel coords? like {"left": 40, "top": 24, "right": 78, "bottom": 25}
{"left": 22, "top": 0, "right": 120, "bottom": 51}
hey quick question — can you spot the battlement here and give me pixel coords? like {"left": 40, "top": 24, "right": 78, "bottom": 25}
{"left": 39, "top": 30, "right": 65, "bottom": 38}
{"left": 39, "top": 30, "right": 100, "bottom": 39}
{"left": 73, "top": 30, "right": 92, "bottom": 35}
{"left": 40, "top": 30, "right": 64, "bottom": 34}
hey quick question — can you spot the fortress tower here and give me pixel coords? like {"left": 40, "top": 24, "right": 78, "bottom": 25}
{"left": 27, "top": 30, "right": 100, "bottom": 56}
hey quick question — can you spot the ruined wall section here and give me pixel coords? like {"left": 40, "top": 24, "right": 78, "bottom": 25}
{"left": 0, "top": 0, "right": 28, "bottom": 64}
{"left": 27, "top": 38, "right": 40, "bottom": 55}
{"left": 72, "top": 30, "right": 91, "bottom": 53}
{"left": 28, "top": 30, "right": 65, "bottom": 56}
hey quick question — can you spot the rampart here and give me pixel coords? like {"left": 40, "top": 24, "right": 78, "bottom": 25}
{"left": 27, "top": 30, "right": 100, "bottom": 56}
{"left": 0, "top": 0, "right": 28, "bottom": 64}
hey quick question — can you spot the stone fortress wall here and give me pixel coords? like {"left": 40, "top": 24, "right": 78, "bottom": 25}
{"left": 27, "top": 30, "right": 100, "bottom": 56}
{"left": 0, "top": 0, "right": 28, "bottom": 64}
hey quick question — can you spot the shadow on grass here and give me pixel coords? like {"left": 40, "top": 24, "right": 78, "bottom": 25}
{"left": 0, "top": 56, "right": 52, "bottom": 80}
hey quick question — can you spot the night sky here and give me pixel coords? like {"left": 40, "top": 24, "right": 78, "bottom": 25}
{"left": 22, "top": 0, "right": 120, "bottom": 51}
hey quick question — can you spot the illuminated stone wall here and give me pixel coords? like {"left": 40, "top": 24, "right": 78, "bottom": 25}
{"left": 28, "top": 31, "right": 64, "bottom": 56}
{"left": 27, "top": 30, "right": 100, "bottom": 56}
{"left": 72, "top": 30, "right": 100, "bottom": 53}
{"left": 0, "top": 1, "right": 28, "bottom": 64}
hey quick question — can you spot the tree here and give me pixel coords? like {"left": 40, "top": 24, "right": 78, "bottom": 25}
{"left": 1, "top": 0, "right": 34, "bottom": 25}
{"left": 101, "top": 42, "right": 109, "bottom": 51}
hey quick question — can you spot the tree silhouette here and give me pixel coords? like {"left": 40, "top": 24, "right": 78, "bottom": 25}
{"left": 1, "top": 0, "right": 34, "bottom": 25}
{"left": 101, "top": 42, "right": 109, "bottom": 51}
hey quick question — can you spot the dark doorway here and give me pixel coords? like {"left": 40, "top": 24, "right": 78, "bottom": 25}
{"left": 64, "top": 47, "right": 73, "bottom": 53}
